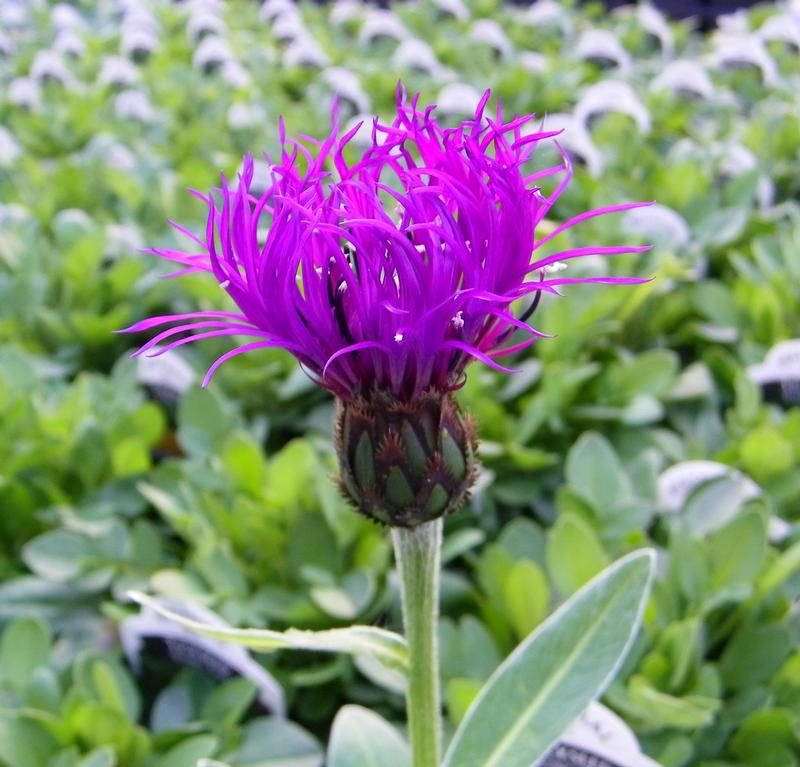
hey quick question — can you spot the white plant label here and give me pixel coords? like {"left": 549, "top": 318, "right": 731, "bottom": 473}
{"left": 748, "top": 339, "right": 800, "bottom": 405}
{"left": 657, "top": 460, "right": 760, "bottom": 513}
{"left": 121, "top": 599, "right": 285, "bottom": 714}
{"left": 543, "top": 702, "right": 661, "bottom": 766}
{"left": 136, "top": 350, "right": 195, "bottom": 402}
{"left": 657, "top": 460, "right": 789, "bottom": 542}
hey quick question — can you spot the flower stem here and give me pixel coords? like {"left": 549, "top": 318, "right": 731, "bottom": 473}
{"left": 392, "top": 519, "right": 443, "bottom": 767}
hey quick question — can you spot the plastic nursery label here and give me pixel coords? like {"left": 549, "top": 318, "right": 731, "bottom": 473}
{"left": 542, "top": 702, "right": 660, "bottom": 767}
{"left": 748, "top": 339, "right": 800, "bottom": 406}
{"left": 656, "top": 460, "right": 760, "bottom": 513}
{"left": 136, "top": 349, "right": 195, "bottom": 405}
{"left": 121, "top": 597, "right": 285, "bottom": 714}
{"left": 656, "top": 460, "right": 790, "bottom": 543}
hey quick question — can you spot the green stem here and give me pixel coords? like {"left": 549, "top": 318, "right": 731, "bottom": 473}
{"left": 392, "top": 519, "right": 443, "bottom": 767}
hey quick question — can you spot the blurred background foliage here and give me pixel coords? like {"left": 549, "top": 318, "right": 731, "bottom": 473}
{"left": 2, "top": 0, "right": 800, "bottom": 764}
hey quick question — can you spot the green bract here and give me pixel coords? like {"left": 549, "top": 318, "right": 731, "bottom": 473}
{"left": 336, "top": 392, "right": 478, "bottom": 527}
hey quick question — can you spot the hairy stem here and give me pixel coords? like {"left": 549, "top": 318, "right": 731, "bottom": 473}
{"left": 392, "top": 519, "right": 443, "bottom": 767}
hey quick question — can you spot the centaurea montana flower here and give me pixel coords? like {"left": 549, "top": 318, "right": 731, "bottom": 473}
{"left": 122, "top": 89, "right": 650, "bottom": 526}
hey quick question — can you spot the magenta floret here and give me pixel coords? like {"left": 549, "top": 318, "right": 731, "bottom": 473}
{"left": 122, "top": 88, "right": 650, "bottom": 400}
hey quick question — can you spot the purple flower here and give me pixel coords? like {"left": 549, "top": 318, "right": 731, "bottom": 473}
{"left": 122, "top": 88, "right": 650, "bottom": 402}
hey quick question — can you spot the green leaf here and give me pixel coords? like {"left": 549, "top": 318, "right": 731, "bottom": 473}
{"left": 445, "top": 678, "right": 483, "bottom": 725}
{"left": 730, "top": 709, "right": 797, "bottom": 767}
{"left": 626, "top": 676, "right": 720, "bottom": 729}
{"left": 111, "top": 436, "right": 151, "bottom": 477}
{"left": 150, "top": 682, "right": 192, "bottom": 733}
{"left": 659, "top": 619, "right": 701, "bottom": 691}
{"left": 287, "top": 511, "right": 341, "bottom": 576}
{"left": 720, "top": 624, "right": 791, "bottom": 691}
{"left": 439, "top": 616, "right": 501, "bottom": 683}
{"left": 127, "top": 591, "right": 407, "bottom": 681}
{"left": 71, "top": 701, "right": 149, "bottom": 761}
{"left": 565, "top": 432, "right": 631, "bottom": 510}
{"left": 740, "top": 425, "right": 794, "bottom": 482}
{"left": 177, "top": 388, "right": 231, "bottom": 458}
{"left": 327, "top": 706, "right": 410, "bottom": 767}
{"left": 94, "top": 661, "right": 140, "bottom": 720}
{"left": 0, "top": 617, "right": 51, "bottom": 690}
{"left": 223, "top": 717, "right": 323, "bottom": 767}
{"left": 443, "top": 550, "right": 655, "bottom": 767}
{"left": 441, "top": 528, "right": 486, "bottom": 564}
{"left": 707, "top": 510, "right": 767, "bottom": 595}
{"left": 695, "top": 206, "right": 749, "bottom": 248}
{"left": 26, "top": 666, "right": 61, "bottom": 713}
{"left": 77, "top": 748, "right": 116, "bottom": 767}
{"left": 51, "top": 748, "right": 81, "bottom": 767}
{"left": 496, "top": 518, "right": 545, "bottom": 564}
{"left": 221, "top": 432, "right": 268, "bottom": 495}
{"left": 310, "top": 571, "right": 376, "bottom": 621}
{"left": 353, "top": 654, "right": 407, "bottom": 695}
{"left": 668, "top": 526, "right": 708, "bottom": 605}
{"left": 682, "top": 476, "right": 753, "bottom": 536}
{"left": 0, "top": 717, "right": 59, "bottom": 767}
{"left": 620, "top": 349, "right": 679, "bottom": 398}
{"left": 194, "top": 545, "right": 248, "bottom": 600}
{"left": 502, "top": 560, "right": 550, "bottom": 639}
{"left": 22, "top": 530, "right": 93, "bottom": 582}
{"left": 477, "top": 544, "right": 515, "bottom": 607}
{"left": 267, "top": 440, "right": 319, "bottom": 511}
{"left": 621, "top": 394, "right": 664, "bottom": 425}
{"left": 161, "top": 735, "right": 220, "bottom": 767}
{"left": 757, "top": 537, "right": 800, "bottom": 600}
{"left": 545, "top": 513, "right": 609, "bottom": 597}
{"left": 201, "top": 677, "right": 257, "bottom": 731}
{"left": 75, "top": 655, "right": 141, "bottom": 722}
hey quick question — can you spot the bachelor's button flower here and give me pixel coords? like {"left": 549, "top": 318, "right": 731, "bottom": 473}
{"left": 122, "top": 88, "right": 650, "bottom": 525}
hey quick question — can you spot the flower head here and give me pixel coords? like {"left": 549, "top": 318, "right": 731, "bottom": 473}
{"left": 122, "top": 87, "right": 649, "bottom": 403}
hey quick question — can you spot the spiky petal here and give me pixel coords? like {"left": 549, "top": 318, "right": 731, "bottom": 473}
{"left": 121, "top": 87, "right": 650, "bottom": 401}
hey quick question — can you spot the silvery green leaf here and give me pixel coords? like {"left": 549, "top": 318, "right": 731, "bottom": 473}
{"left": 327, "top": 706, "right": 410, "bottom": 767}
{"left": 160, "top": 735, "right": 220, "bottom": 767}
{"left": 0, "top": 616, "right": 51, "bottom": 690}
{"left": 224, "top": 717, "right": 323, "bottom": 767}
{"left": 443, "top": 550, "right": 655, "bottom": 767}
{"left": 77, "top": 748, "right": 116, "bottom": 767}
{"left": 565, "top": 431, "right": 632, "bottom": 511}
{"left": 127, "top": 591, "right": 407, "bottom": 681}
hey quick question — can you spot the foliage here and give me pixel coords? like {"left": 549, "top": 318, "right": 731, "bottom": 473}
{"left": 2, "top": 0, "right": 800, "bottom": 764}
